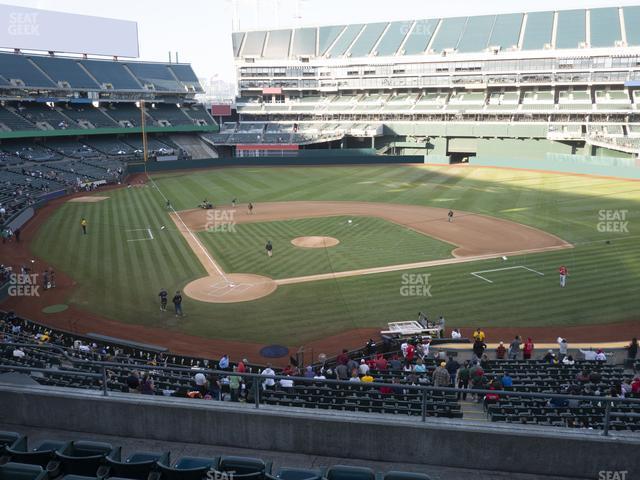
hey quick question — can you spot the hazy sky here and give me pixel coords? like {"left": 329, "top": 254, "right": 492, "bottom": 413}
{"left": 3, "top": 0, "right": 639, "bottom": 82}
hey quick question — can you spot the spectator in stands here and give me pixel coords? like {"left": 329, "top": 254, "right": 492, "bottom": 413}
{"left": 483, "top": 384, "right": 500, "bottom": 409}
{"left": 595, "top": 349, "right": 607, "bottom": 362}
{"left": 469, "top": 363, "right": 487, "bottom": 402}
{"left": 237, "top": 358, "right": 247, "bottom": 373}
{"left": 374, "top": 353, "right": 388, "bottom": 371}
{"left": 414, "top": 358, "right": 427, "bottom": 373}
{"left": 621, "top": 378, "right": 632, "bottom": 398}
{"left": 12, "top": 347, "right": 25, "bottom": 358}
{"left": 207, "top": 373, "right": 221, "bottom": 400}
{"left": 219, "top": 354, "right": 230, "bottom": 370}
{"left": 261, "top": 364, "right": 276, "bottom": 390}
{"left": 432, "top": 362, "right": 450, "bottom": 387}
{"left": 472, "top": 338, "right": 486, "bottom": 360}
{"left": 508, "top": 336, "right": 522, "bottom": 360}
{"left": 501, "top": 372, "right": 513, "bottom": 388}
{"left": 446, "top": 356, "right": 460, "bottom": 385}
{"left": 542, "top": 349, "right": 556, "bottom": 363}
{"left": 349, "top": 370, "right": 361, "bottom": 382}
{"left": 229, "top": 367, "right": 242, "bottom": 400}
{"left": 361, "top": 372, "right": 374, "bottom": 383}
{"left": 558, "top": 337, "right": 569, "bottom": 359}
{"left": 405, "top": 342, "right": 416, "bottom": 362}
{"left": 496, "top": 341, "right": 506, "bottom": 360}
{"left": 631, "top": 376, "right": 640, "bottom": 394}
{"left": 125, "top": 371, "right": 140, "bottom": 393}
{"left": 626, "top": 338, "right": 638, "bottom": 362}
{"left": 389, "top": 354, "right": 402, "bottom": 371}
{"left": 194, "top": 372, "right": 207, "bottom": 395}
{"left": 140, "top": 374, "right": 155, "bottom": 395}
{"left": 472, "top": 327, "right": 486, "bottom": 342}
{"left": 451, "top": 328, "right": 462, "bottom": 339}
{"left": 358, "top": 359, "right": 370, "bottom": 376}
{"left": 457, "top": 361, "right": 470, "bottom": 400}
{"left": 335, "top": 362, "right": 349, "bottom": 380}
{"left": 562, "top": 355, "right": 576, "bottom": 366}
{"left": 336, "top": 349, "right": 349, "bottom": 365}
{"left": 419, "top": 339, "right": 431, "bottom": 359}
{"left": 523, "top": 337, "right": 534, "bottom": 360}
{"left": 303, "top": 366, "right": 314, "bottom": 378}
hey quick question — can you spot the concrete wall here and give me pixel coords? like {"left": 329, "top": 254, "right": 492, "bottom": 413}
{"left": 127, "top": 155, "right": 424, "bottom": 173}
{"left": 0, "top": 385, "right": 638, "bottom": 479}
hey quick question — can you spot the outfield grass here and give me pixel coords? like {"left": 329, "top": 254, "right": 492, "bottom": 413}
{"left": 198, "top": 216, "right": 454, "bottom": 279}
{"left": 30, "top": 165, "right": 640, "bottom": 345}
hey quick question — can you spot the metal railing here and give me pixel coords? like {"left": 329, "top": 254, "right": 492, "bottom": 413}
{"left": 2, "top": 343, "right": 639, "bottom": 436}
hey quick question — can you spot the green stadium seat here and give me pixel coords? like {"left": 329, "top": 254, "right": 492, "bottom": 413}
{"left": 5, "top": 437, "right": 68, "bottom": 467}
{"left": 217, "top": 455, "right": 273, "bottom": 479}
{"left": 157, "top": 456, "right": 218, "bottom": 480}
{"left": 0, "top": 462, "right": 46, "bottom": 480}
{"left": 0, "top": 431, "right": 21, "bottom": 454}
{"left": 384, "top": 471, "right": 432, "bottom": 480}
{"left": 326, "top": 465, "right": 376, "bottom": 480}
{"left": 275, "top": 467, "right": 324, "bottom": 480}
{"left": 104, "top": 446, "right": 170, "bottom": 479}
{"left": 55, "top": 440, "right": 115, "bottom": 477}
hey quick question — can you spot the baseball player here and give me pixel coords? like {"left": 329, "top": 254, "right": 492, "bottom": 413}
{"left": 80, "top": 218, "right": 88, "bottom": 235}
{"left": 158, "top": 288, "right": 168, "bottom": 311}
{"left": 265, "top": 240, "right": 273, "bottom": 257}
{"left": 559, "top": 265, "right": 568, "bottom": 287}
{"left": 248, "top": 202, "right": 254, "bottom": 214}
{"left": 172, "top": 290, "right": 183, "bottom": 316}
{"left": 448, "top": 210, "right": 454, "bottom": 222}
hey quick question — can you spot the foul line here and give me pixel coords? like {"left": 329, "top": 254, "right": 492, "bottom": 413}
{"left": 145, "top": 174, "right": 232, "bottom": 286}
{"left": 275, "top": 246, "right": 563, "bottom": 286}
{"left": 470, "top": 265, "right": 545, "bottom": 284}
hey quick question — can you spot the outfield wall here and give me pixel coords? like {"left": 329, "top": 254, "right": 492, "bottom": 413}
{"left": 0, "top": 385, "right": 638, "bottom": 479}
{"left": 127, "top": 154, "right": 425, "bottom": 173}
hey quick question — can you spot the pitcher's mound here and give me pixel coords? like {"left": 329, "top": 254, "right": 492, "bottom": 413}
{"left": 291, "top": 236, "right": 340, "bottom": 248}
{"left": 183, "top": 273, "right": 277, "bottom": 303}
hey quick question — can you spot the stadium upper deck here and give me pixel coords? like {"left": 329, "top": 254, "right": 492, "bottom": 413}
{"left": 225, "top": 7, "right": 640, "bottom": 157}
{"left": 233, "top": 7, "right": 640, "bottom": 61}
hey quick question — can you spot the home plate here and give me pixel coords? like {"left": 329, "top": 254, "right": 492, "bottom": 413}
{"left": 183, "top": 273, "right": 277, "bottom": 303}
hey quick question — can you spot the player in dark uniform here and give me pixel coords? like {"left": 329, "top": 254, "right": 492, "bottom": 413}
{"left": 448, "top": 210, "right": 454, "bottom": 222}
{"left": 265, "top": 240, "right": 273, "bottom": 257}
{"left": 158, "top": 288, "right": 168, "bottom": 311}
{"left": 172, "top": 291, "right": 183, "bottom": 316}
{"left": 248, "top": 202, "right": 254, "bottom": 214}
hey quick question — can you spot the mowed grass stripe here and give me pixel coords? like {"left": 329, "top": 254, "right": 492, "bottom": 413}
{"left": 29, "top": 166, "right": 640, "bottom": 344}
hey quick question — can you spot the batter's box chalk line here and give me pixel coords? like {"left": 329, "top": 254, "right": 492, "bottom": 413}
{"left": 470, "top": 265, "right": 545, "bottom": 284}
{"left": 125, "top": 227, "right": 154, "bottom": 242}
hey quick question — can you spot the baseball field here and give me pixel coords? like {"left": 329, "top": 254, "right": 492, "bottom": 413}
{"left": 22, "top": 164, "right": 640, "bottom": 350}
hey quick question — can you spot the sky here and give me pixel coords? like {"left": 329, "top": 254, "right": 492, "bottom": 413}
{"left": 3, "top": 0, "right": 640, "bottom": 83}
